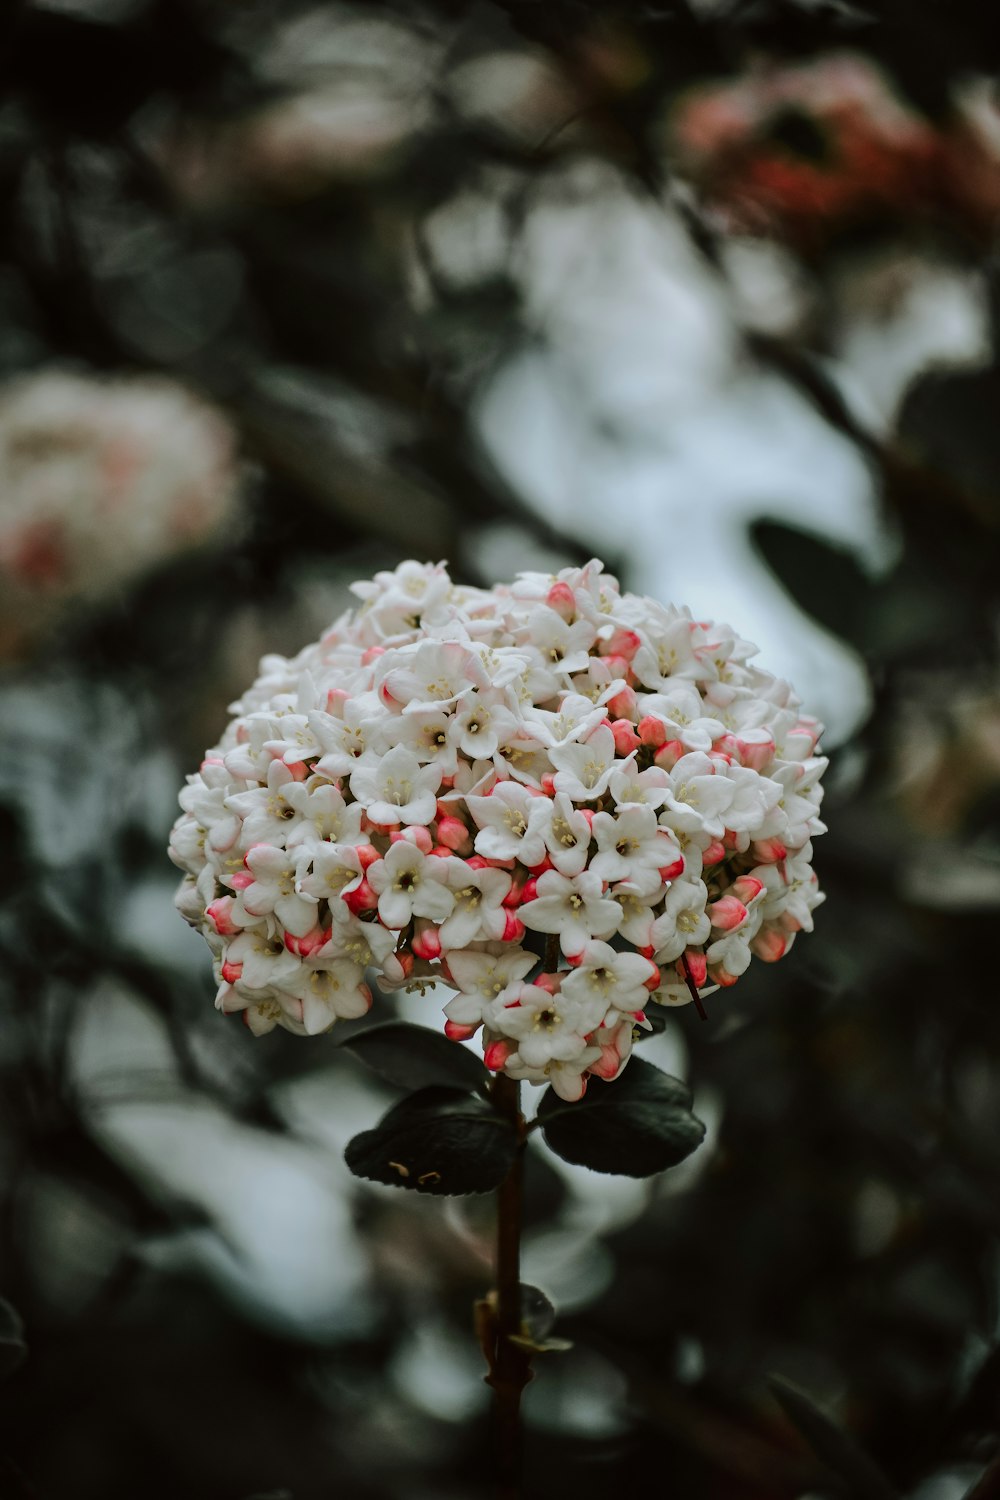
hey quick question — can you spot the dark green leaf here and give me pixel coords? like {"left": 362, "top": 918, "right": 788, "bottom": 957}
{"left": 769, "top": 1376, "right": 900, "bottom": 1500}
{"left": 339, "top": 1021, "right": 490, "bottom": 1096}
{"left": 751, "top": 519, "right": 876, "bottom": 650}
{"left": 344, "top": 1086, "right": 517, "bottom": 1196}
{"left": 0, "top": 1297, "right": 26, "bottom": 1378}
{"left": 537, "top": 1058, "right": 705, "bottom": 1178}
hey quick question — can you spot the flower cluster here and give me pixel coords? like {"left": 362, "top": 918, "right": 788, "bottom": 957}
{"left": 0, "top": 371, "right": 239, "bottom": 656}
{"left": 171, "top": 559, "right": 826, "bottom": 1100}
{"left": 669, "top": 52, "right": 1000, "bottom": 248}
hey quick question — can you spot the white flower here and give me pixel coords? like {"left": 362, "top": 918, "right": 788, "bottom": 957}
{"left": 444, "top": 945, "right": 538, "bottom": 1026}
{"left": 550, "top": 722, "right": 629, "bottom": 802}
{"left": 541, "top": 792, "right": 593, "bottom": 876}
{"left": 607, "top": 763, "right": 672, "bottom": 810}
{"left": 283, "top": 778, "right": 367, "bottom": 848}
{"left": 560, "top": 940, "right": 656, "bottom": 1018}
{"left": 437, "top": 859, "right": 512, "bottom": 948}
{"left": 310, "top": 693, "right": 386, "bottom": 778}
{"left": 658, "top": 752, "right": 735, "bottom": 839}
{"left": 638, "top": 686, "right": 724, "bottom": 752}
{"left": 234, "top": 844, "right": 318, "bottom": 937}
{"left": 366, "top": 841, "right": 455, "bottom": 928}
{"left": 496, "top": 981, "right": 604, "bottom": 1069}
{"left": 504, "top": 1043, "right": 603, "bottom": 1101}
{"left": 349, "top": 744, "right": 440, "bottom": 826}
{"left": 377, "top": 638, "right": 489, "bottom": 713}
{"left": 220, "top": 928, "right": 303, "bottom": 990}
{"left": 465, "top": 782, "right": 552, "bottom": 866}
{"left": 648, "top": 879, "right": 711, "bottom": 963}
{"left": 224, "top": 757, "right": 308, "bottom": 846}
{"left": 590, "top": 804, "right": 680, "bottom": 894}
{"left": 279, "top": 959, "right": 372, "bottom": 1034}
{"left": 520, "top": 869, "right": 622, "bottom": 958}
{"left": 449, "top": 694, "right": 520, "bottom": 761}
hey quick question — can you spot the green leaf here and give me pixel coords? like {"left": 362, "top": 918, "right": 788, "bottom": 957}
{"left": 344, "top": 1086, "right": 518, "bottom": 1196}
{"left": 537, "top": 1058, "right": 705, "bottom": 1178}
{"left": 339, "top": 1021, "right": 490, "bottom": 1096}
{"left": 751, "top": 519, "right": 876, "bottom": 651}
{"left": 0, "top": 1297, "right": 26, "bottom": 1378}
{"left": 769, "top": 1376, "right": 900, "bottom": 1500}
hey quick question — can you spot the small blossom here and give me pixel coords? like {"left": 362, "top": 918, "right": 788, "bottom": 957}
{"left": 366, "top": 840, "right": 454, "bottom": 928}
{"left": 520, "top": 869, "right": 623, "bottom": 958}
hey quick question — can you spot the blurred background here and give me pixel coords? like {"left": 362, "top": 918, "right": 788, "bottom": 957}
{"left": 2, "top": 1, "right": 1000, "bottom": 1496}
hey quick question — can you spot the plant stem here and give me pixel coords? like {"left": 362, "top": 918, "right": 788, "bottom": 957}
{"left": 486, "top": 1072, "right": 531, "bottom": 1500}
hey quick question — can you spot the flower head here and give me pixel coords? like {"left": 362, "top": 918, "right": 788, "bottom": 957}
{"left": 172, "top": 556, "right": 827, "bottom": 1093}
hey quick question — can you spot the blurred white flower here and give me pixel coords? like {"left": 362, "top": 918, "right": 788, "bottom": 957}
{"left": 0, "top": 370, "right": 239, "bottom": 656}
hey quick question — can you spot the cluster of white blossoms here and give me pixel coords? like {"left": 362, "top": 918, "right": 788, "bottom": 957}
{"left": 170, "top": 559, "right": 826, "bottom": 1101}
{"left": 0, "top": 371, "right": 239, "bottom": 655}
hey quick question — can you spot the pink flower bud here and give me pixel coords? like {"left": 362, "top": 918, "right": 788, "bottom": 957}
{"left": 355, "top": 844, "right": 381, "bottom": 870}
{"left": 502, "top": 912, "right": 526, "bottom": 943}
{"left": 545, "top": 580, "right": 576, "bottom": 619}
{"left": 709, "top": 965, "right": 740, "bottom": 988}
{"left": 411, "top": 921, "right": 442, "bottom": 960}
{"left": 534, "top": 971, "right": 560, "bottom": 994}
{"left": 658, "top": 855, "right": 685, "bottom": 882}
{"left": 730, "top": 874, "right": 765, "bottom": 904}
{"left": 285, "top": 926, "right": 331, "bottom": 957}
{"left": 611, "top": 718, "right": 641, "bottom": 755}
{"left": 638, "top": 715, "right": 667, "bottom": 747}
{"left": 606, "top": 685, "right": 638, "bottom": 720}
{"left": 643, "top": 962, "right": 661, "bottom": 991}
{"left": 707, "top": 895, "right": 748, "bottom": 931}
{"left": 382, "top": 949, "right": 414, "bottom": 984}
{"left": 540, "top": 773, "right": 557, "bottom": 796}
{"left": 221, "top": 959, "right": 243, "bottom": 983}
{"left": 206, "top": 897, "right": 239, "bottom": 935}
{"left": 751, "top": 837, "right": 787, "bottom": 864}
{"left": 653, "top": 740, "right": 685, "bottom": 770}
{"left": 343, "top": 877, "right": 378, "bottom": 916}
{"left": 361, "top": 645, "right": 385, "bottom": 665}
{"left": 679, "top": 951, "right": 707, "bottom": 987}
{"left": 445, "top": 1020, "right": 478, "bottom": 1041}
{"left": 751, "top": 927, "right": 787, "bottom": 962}
{"left": 702, "top": 839, "right": 725, "bottom": 867}
{"left": 484, "top": 1039, "right": 515, "bottom": 1072}
{"left": 520, "top": 877, "right": 540, "bottom": 905}
{"left": 602, "top": 627, "right": 641, "bottom": 661}
{"left": 397, "top": 825, "right": 433, "bottom": 853}
{"left": 437, "top": 816, "right": 472, "bottom": 854}
{"left": 227, "top": 870, "right": 254, "bottom": 889}
{"left": 736, "top": 735, "right": 775, "bottom": 771}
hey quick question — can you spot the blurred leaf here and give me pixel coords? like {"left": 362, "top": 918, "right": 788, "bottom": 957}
{"left": 769, "top": 1375, "right": 900, "bottom": 1500}
{"left": 751, "top": 519, "right": 876, "bottom": 650}
{"left": 898, "top": 366, "right": 1000, "bottom": 527}
{"left": 339, "top": 1020, "right": 490, "bottom": 1096}
{"left": 0, "top": 1297, "right": 26, "bottom": 1378}
{"left": 537, "top": 1058, "right": 705, "bottom": 1178}
{"left": 344, "top": 1086, "right": 517, "bottom": 1195}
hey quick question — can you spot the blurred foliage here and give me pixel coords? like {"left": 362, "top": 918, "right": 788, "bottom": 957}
{"left": 2, "top": 2, "right": 1000, "bottom": 1499}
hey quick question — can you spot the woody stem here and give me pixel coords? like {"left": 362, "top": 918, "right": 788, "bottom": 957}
{"left": 487, "top": 1072, "right": 531, "bottom": 1500}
